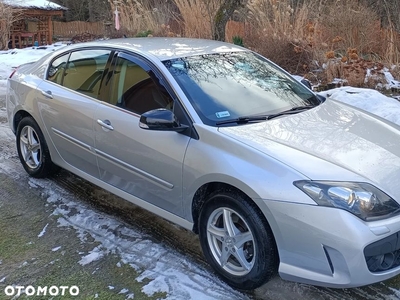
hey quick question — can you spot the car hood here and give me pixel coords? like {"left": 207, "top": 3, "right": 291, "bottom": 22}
{"left": 219, "top": 99, "right": 400, "bottom": 200}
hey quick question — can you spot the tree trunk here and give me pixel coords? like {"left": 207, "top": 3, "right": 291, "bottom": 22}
{"left": 212, "top": 0, "right": 242, "bottom": 41}
{"left": 88, "top": 0, "right": 94, "bottom": 22}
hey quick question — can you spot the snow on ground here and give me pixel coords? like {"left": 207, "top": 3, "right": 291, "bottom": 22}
{"left": 26, "top": 177, "right": 247, "bottom": 300}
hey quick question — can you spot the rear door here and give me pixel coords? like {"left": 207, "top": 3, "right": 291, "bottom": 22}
{"left": 37, "top": 49, "right": 112, "bottom": 178}
{"left": 94, "top": 52, "right": 192, "bottom": 216}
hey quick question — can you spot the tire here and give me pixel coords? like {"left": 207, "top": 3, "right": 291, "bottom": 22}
{"left": 16, "top": 117, "right": 59, "bottom": 178}
{"left": 199, "top": 191, "right": 278, "bottom": 290}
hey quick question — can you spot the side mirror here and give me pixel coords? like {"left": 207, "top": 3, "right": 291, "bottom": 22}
{"left": 316, "top": 94, "right": 326, "bottom": 103}
{"left": 139, "top": 108, "right": 188, "bottom": 132}
{"left": 301, "top": 78, "right": 312, "bottom": 90}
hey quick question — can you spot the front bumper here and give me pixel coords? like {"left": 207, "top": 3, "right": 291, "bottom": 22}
{"left": 257, "top": 199, "right": 400, "bottom": 288}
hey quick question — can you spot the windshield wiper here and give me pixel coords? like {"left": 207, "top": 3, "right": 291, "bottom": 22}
{"left": 266, "top": 104, "right": 315, "bottom": 120}
{"left": 215, "top": 105, "right": 316, "bottom": 125}
{"left": 216, "top": 116, "right": 268, "bottom": 125}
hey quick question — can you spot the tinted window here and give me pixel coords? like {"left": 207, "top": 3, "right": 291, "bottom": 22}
{"left": 62, "top": 49, "right": 111, "bottom": 99}
{"left": 163, "top": 52, "right": 319, "bottom": 126}
{"left": 47, "top": 53, "right": 69, "bottom": 85}
{"left": 109, "top": 56, "right": 173, "bottom": 114}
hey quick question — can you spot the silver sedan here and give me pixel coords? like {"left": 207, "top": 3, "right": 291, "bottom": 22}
{"left": 6, "top": 37, "right": 400, "bottom": 290}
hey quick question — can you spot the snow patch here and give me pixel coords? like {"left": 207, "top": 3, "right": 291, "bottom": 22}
{"left": 118, "top": 288, "right": 129, "bottom": 294}
{"left": 383, "top": 70, "right": 400, "bottom": 90}
{"left": 49, "top": 259, "right": 60, "bottom": 265}
{"left": 78, "top": 246, "right": 106, "bottom": 266}
{"left": 318, "top": 87, "right": 400, "bottom": 126}
{"left": 388, "top": 287, "right": 400, "bottom": 298}
{"left": 37, "top": 223, "right": 49, "bottom": 237}
{"left": 28, "top": 180, "right": 39, "bottom": 188}
{"left": 52, "top": 246, "right": 61, "bottom": 252}
{"left": 19, "top": 261, "right": 28, "bottom": 268}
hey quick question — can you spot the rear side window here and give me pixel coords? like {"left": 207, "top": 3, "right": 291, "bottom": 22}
{"left": 48, "top": 49, "right": 112, "bottom": 100}
{"left": 47, "top": 53, "right": 69, "bottom": 85}
{"left": 63, "top": 50, "right": 111, "bottom": 99}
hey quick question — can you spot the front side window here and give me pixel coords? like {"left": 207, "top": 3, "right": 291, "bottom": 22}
{"left": 62, "top": 49, "right": 111, "bottom": 99}
{"left": 108, "top": 56, "right": 173, "bottom": 114}
{"left": 163, "top": 51, "right": 319, "bottom": 126}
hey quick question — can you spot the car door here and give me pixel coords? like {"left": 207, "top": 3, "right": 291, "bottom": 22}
{"left": 37, "top": 49, "right": 112, "bottom": 178}
{"left": 94, "top": 52, "right": 191, "bottom": 216}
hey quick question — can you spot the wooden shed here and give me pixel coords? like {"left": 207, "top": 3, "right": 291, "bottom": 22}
{"left": 4, "top": 0, "right": 67, "bottom": 48}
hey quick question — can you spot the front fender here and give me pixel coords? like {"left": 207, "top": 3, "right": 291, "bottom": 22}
{"left": 182, "top": 125, "right": 315, "bottom": 222}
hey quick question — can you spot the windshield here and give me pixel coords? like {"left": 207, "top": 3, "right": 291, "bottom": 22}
{"left": 163, "top": 51, "right": 319, "bottom": 126}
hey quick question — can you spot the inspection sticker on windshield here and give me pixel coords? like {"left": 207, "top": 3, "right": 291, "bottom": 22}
{"left": 215, "top": 111, "right": 231, "bottom": 118}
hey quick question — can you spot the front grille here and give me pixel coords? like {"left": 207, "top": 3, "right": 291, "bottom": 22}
{"left": 364, "top": 231, "right": 400, "bottom": 272}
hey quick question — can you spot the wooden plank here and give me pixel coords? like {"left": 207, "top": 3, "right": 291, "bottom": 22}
{"left": 22, "top": 9, "right": 64, "bottom": 17}
{"left": 47, "top": 16, "right": 52, "bottom": 45}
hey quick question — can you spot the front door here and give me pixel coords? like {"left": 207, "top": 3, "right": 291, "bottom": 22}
{"left": 94, "top": 53, "right": 191, "bottom": 216}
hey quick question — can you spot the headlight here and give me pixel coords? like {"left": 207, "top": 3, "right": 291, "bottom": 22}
{"left": 294, "top": 181, "right": 400, "bottom": 221}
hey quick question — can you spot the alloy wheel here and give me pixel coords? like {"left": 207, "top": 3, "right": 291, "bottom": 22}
{"left": 19, "top": 125, "right": 42, "bottom": 170}
{"left": 206, "top": 207, "right": 255, "bottom": 276}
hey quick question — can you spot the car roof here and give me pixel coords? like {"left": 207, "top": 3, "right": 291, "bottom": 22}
{"left": 65, "top": 37, "right": 247, "bottom": 61}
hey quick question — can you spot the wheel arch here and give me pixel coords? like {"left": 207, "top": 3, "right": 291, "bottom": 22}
{"left": 193, "top": 181, "right": 281, "bottom": 288}
{"left": 14, "top": 113, "right": 59, "bottom": 178}
{"left": 191, "top": 181, "right": 271, "bottom": 236}
{"left": 13, "top": 109, "right": 35, "bottom": 133}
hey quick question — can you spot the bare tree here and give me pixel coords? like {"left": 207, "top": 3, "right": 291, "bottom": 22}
{"left": 361, "top": 0, "right": 400, "bottom": 30}
{"left": 213, "top": 0, "right": 243, "bottom": 41}
{"left": 53, "top": 0, "right": 111, "bottom": 22}
{"left": 0, "top": 2, "right": 23, "bottom": 50}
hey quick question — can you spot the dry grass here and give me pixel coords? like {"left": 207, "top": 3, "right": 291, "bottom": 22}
{"left": 319, "top": 0, "right": 383, "bottom": 58}
{"left": 382, "top": 26, "right": 400, "bottom": 65}
{"left": 173, "top": 0, "right": 222, "bottom": 39}
{"left": 107, "top": 0, "right": 222, "bottom": 38}
{"left": 103, "top": 0, "right": 400, "bottom": 87}
{"left": 108, "top": 0, "right": 176, "bottom": 36}
{"left": 246, "top": 0, "right": 319, "bottom": 73}
{"left": 245, "top": 0, "right": 400, "bottom": 86}
{"left": 391, "top": 65, "right": 400, "bottom": 81}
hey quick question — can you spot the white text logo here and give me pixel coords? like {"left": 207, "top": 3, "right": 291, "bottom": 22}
{"left": 4, "top": 285, "right": 79, "bottom": 297}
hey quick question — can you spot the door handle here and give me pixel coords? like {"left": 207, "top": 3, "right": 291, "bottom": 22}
{"left": 41, "top": 90, "right": 53, "bottom": 99}
{"left": 97, "top": 119, "right": 114, "bottom": 131}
